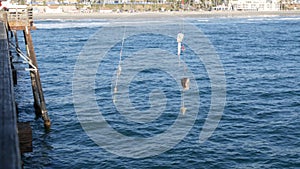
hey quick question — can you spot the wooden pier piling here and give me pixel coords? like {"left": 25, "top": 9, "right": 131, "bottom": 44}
{"left": 2, "top": 6, "right": 51, "bottom": 128}
{"left": 1, "top": 6, "right": 50, "bottom": 168}
{"left": 23, "top": 26, "right": 50, "bottom": 127}
{"left": 17, "top": 122, "right": 33, "bottom": 154}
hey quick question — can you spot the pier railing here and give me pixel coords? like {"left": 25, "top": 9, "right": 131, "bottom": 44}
{"left": 0, "top": 19, "right": 22, "bottom": 169}
{"left": 8, "top": 6, "right": 33, "bottom": 27}
{"left": 0, "top": 6, "right": 34, "bottom": 29}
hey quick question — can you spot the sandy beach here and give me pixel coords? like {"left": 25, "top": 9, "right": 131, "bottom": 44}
{"left": 33, "top": 10, "right": 300, "bottom": 20}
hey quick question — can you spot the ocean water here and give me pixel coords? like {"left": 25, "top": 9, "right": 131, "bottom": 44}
{"left": 13, "top": 16, "right": 300, "bottom": 168}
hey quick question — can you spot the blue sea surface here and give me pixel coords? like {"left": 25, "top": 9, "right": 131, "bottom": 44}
{"left": 13, "top": 17, "right": 300, "bottom": 168}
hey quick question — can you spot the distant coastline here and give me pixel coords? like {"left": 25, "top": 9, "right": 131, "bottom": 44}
{"left": 33, "top": 10, "right": 300, "bottom": 20}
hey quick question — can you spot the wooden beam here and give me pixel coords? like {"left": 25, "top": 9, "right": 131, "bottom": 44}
{"left": 8, "top": 25, "right": 36, "bottom": 31}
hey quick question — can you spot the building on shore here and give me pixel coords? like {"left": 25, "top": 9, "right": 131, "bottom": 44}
{"left": 229, "top": 0, "right": 280, "bottom": 11}
{"left": 7, "top": 0, "right": 298, "bottom": 11}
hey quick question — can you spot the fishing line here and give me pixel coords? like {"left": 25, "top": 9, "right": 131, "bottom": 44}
{"left": 113, "top": 26, "right": 126, "bottom": 103}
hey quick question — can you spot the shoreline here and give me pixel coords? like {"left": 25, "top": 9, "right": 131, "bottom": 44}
{"left": 33, "top": 10, "right": 300, "bottom": 20}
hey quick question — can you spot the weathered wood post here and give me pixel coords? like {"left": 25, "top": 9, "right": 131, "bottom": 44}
{"left": 13, "top": 30, "right": 19, "bottom": 49}
{"left": 23, "top": 26, "right": 51, "bottom": 128}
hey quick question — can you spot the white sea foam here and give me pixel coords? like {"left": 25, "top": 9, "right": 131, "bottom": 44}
{"left": 278, "top": 17, "right": 300, "bottom": 21}
{"left": 248, "top": 17, "right": 300, "bottom": 21}
{"left": 35, "top": 20, "right": 109, "bottom": 29}
{"left": 197, "top": 19, "right": 209, "bottom": 22}
{"left": 34, "top": 19, "right": 181, "bottom": 29}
